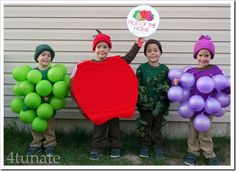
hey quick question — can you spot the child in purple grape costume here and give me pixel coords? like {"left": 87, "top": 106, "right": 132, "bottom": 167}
{"left": 174, "top": 35, "right": 230, "bottom": 165}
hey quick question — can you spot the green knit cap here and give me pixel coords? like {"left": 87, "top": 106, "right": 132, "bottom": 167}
{"left": 34, "top": 44, "right": 55, "bottom": 62}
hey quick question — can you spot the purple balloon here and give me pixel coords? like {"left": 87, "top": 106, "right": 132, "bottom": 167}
{"left": 226, "top": 76, "right": 230, "bottom": 88}
{"left": 180, "top": 73, "right": 195, "bottom": 88}
{"left": 215, "top": 92, "right": 230, "bottom": 107}
{"left": 188, "top": 95, "right": 205, "bottom": 111}
{"left": 193, "top": 113, "right": 211, "bottom": 132}
{"left": 168, "top": 86, "right": 184, "bottom": 102}
{"left": 212, "top": 74, "right": 228, "bottom": 91}
{"left": 214, "top": 107, "right": 227, "bottom": 117}
{"left": 178, "top": 102, "right": 194, "bottom": 118}
{"left": 196, "top": 76, "right": 214, "bottom": 94}
{"left": 168, "top": 68, "right": 183, "bottom": 81}
{"left": 180, "top": 88, "right": 190, "bottom": 102}
{"left": 182, "top": 66, "right": 193, "bottom": 72}
{"left": 205, "top": 97, "right": 221, "bottom": 115}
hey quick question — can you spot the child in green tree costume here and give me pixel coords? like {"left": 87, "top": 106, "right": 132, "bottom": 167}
{"left": 136, "top": 39, "right": 170, "bottom": 159}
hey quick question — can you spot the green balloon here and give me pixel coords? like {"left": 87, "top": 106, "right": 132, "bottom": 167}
{"left": 63, "top": 75, "right": 70, "bottom": 86}
{"left": 12, "top": 67, "right": 25, "bottom": 82}
{"left": 52, "top": 81, "right": 68, "bottom": 98}
{"left": 27, "top": 70, "right": 42, "bottom": 84}
{"left": 24, "top": 92, "right": 41, "bottom": 109}
{"left": 50, "top": 96, "right": 66, "bottom": 110}
{"left": 12, "top": 65, "right": 32, "bottom": 82}
{"left": 18, "top": 81, "right": 34, "bottom": 96}
{"left": 21, "top": 65, "right": 32, "bottom": 72}
{"left": 36, "top": 80, "right": 52, "bottom": 96}
{"left": 10, "top": 98, "right": 24, "bottom": 113}
{"left": 12, "top": 82, "right": 24, "bottom": 96}
{"left": 47, "top": 67, "right": 64, "bottom": 82}
{"left": 37, "top": 103, "right": 54, "bottom": 119}
{"left": 53, "top": 64, "right": 67, "bottom": 76}
{"left": 32, "top": 117, "right": 48, "bottom": 133}
{"left": 19, "top": 110, "right": 36, "bottom": 124}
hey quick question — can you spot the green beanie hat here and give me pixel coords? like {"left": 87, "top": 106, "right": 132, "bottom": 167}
{"left": 34, "top": 44, "right": 55, "bottom": 62}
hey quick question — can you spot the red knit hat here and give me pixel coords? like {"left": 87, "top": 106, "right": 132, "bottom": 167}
{"left": 92, "top": 30, "right": 112, "bottom": 51}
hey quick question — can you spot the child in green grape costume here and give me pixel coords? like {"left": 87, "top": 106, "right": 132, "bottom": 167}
{"left": 26, "top": 44, "right": 57, "bottom": 156}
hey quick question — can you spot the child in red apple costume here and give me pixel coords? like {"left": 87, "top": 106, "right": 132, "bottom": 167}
{"left": 70, "top": 30, "right": 144, "bottom": 160}
{"left": 136, "top": 39, "right": 171, "bottom": 159}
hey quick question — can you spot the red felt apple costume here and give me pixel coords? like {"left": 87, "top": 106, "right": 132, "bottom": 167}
{"left": 70, "top": 31, "right": 143, "bottom": 125}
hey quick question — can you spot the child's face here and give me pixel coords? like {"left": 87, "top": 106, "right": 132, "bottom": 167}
{"left": 145, "top": 43, "right": 161, "bottom": 65}
{"left": 37, "top": 50, "right": 52, "bottom": 68}
{"left": 94, "top": 42, "right": 110, "bottom": 61}
{"left": 196, "top": 49, "right": 212, "bottom": 68}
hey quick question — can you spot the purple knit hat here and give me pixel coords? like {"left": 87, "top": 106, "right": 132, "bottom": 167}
{"left": 193, "top": 35, "right": 215, "bottom": 59}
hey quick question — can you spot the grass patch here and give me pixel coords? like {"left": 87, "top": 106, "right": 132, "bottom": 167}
{"left": 4, "top": 124, "right": 230, "bottom": 165}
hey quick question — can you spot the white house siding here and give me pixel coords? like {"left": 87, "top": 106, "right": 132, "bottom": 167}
{"left": 3, "top": 3, "right": 231, "bottom": 137}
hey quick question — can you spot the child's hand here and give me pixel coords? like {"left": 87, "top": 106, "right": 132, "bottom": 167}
{"left": 136, "top": 37, "right": 144, "bottom": 48}
{"left": 173, "top": 79, "right": 180, "bottom": 86}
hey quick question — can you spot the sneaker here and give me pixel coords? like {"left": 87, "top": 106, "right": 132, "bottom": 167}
{"left": 184, "top": 153, "right": 198, "bottom": 165}
{"left": 27, "top": 146, "right": 42, "bottom": 156}
{"left": 110, "top": 148, "right": 121, "bottom": 158}
{"left": 45, "top": 146, "right": 55, "bottom": 157}
{"left": 207, "top": 157, "right": 220, "bottom": 165}
{"left": 89, "top": 149, "right": 103, "bottom": 161}
{"left": 139, "top": 148, "right": 149, "bottom": 158}
{"left": 154, "top": 148, "right": 165, "bottom": 160}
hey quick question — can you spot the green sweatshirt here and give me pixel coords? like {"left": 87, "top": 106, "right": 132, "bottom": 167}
{"left": 136, "top": 62, "right": 170, "bottom": 116}
{"left": 35, "top": 67, "right": 50, "bottom": 80}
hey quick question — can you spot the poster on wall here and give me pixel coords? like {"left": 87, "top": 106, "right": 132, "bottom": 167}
{"left": 127, "top": 5, "right": 160, "bottom": 37}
